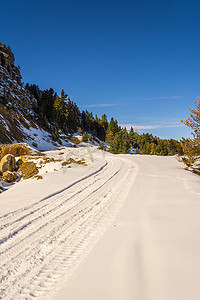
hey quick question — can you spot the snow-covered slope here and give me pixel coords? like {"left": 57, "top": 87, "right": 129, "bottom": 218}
{"left": 0, "top": 103, "right": 70, "bottom": 149}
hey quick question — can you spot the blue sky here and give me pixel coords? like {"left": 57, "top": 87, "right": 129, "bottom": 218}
{"left": 1, "top": 0, "right": 199, "bottom": 140}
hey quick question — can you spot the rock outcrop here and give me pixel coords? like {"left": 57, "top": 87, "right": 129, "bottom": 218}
{"left": 18, "top": 161, "right": 39, "bottom": 179}
{"left": 0, "top": 42, "right": 37, "bottom": 110}
{"left": 0, "top": 154, "right": 16, "bottom": 173}
{"left": 0, "top": 44, "right": 21, "bottom": 84}
{"left": 0, "top": 43, "right": 62, "bottom": 147}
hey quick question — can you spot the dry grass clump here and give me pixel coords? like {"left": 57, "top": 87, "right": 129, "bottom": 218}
{"left": 69, "top": 137, "right": 80, "bottom": 145}
{"left": 2, "top": 171, "right": 18, "bottom": 183}
{"left": 61, "top": 161, "right": 70, "bottom": 166}
{"left": 18, "top": 161, "right": 39, "bottom": 179}
{"left": 37, "top": 152, "right": 46, "bottom": 156}
{"left": 62, "top": 158, "right": 87, "bottom": 166}
{"left": 38, "top": 156, "right": 62, "bottom": 167}
{"left": 41, "top": 157, "right": 61, "bottom": 164}
{"left": 35, "top": 175, "right": 43, "bottom": 180}
{"left": 0, "top": 144, "right": 31, "bottom": 160}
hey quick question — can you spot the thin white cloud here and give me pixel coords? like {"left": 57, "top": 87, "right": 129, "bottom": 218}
{"left": 79, "top": 96, "right": 181, "bottom": 108}
{"left": 120, "top": 121, "right": 184, "bottom": 131}
{"left": 120, "top": 124, "right": 159, "bottom": 130}
{"left": 80, "top": 103, "right": 121, "bottom": 108}
{"left": 133, "top": 96, "right": 182, "bottom": 101}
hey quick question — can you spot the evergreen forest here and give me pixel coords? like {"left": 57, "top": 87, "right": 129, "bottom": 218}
{"left": 23, "top": 84, "right": 183, "bottom": 156}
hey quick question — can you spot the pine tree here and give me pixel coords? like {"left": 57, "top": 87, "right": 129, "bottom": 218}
{"left": 109, "top": 129, "right": 130, "bottom": 154}
{"left": 82, "top": 132, "right": 88, "bottom": 142}
{"left": 65, "top": 98, "right": 80, "bottom": 132}
{"left": 107, "top": 117, "right": 119, "bottom": 135}
{"left": 105, "top": 131, "right": 115, "bottom": 145}
{"left": 100, "top": 114, "right": 108, "bottom": 131}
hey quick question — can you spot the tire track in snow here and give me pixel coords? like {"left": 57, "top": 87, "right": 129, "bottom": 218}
{"left": 0, "top": 162, "right": 110, "bottom": 245}
{"left": 0, "top": 161, "right": 108, "bottom": 226}
{"left": 0, "top": 156, "right": 137, "bottom": 300}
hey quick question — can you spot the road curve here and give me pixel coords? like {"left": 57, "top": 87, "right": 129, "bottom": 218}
{"left": 50, "top": 155, "right": 200, "bottom": 300}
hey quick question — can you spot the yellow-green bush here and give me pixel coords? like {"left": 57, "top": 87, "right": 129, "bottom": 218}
{"left": 69, "top": 137, "right": 81, "bottom": 145}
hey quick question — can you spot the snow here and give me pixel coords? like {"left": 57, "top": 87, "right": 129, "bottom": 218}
{"left": 0, "top": 148, "right": 200, "bottom": 300}
{"left": 0, "top": 114, "right": 10, "bottom": 132}
{"left": 72, "top": 133, "right": 82, "bottom": 139}
{"left": 0, "top": 145, "right": 101, "bottom": 212}
{"left": 22, "top": 125, "right": 70, "bottom": 151}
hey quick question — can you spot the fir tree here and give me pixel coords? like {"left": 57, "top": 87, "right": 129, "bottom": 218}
{"left": 105, "top": 131, "right": 115, "bottom": 145}
{"left": 82, "top": 132, "right": 88, "bottom": 142}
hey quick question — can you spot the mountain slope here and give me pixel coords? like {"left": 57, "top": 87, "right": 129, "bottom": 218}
{"left": 0, "top": 43, "right": 65, "bottom": 149}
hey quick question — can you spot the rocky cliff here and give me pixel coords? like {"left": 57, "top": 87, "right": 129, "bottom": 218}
{"left": 0, "top": 43, "right": 53, "bottom": 148}
{"left": 0, "top": 42, "right": 37, "bottom": 110}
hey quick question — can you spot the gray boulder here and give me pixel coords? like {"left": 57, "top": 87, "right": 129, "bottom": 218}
{"left": 0, "top": 154, "right": 16, "bottom": 173}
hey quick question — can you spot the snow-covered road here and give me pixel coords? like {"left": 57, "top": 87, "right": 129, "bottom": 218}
{"left": 50, "top": 155, "right": 200, "bottom": 300}
{"left": 1, "top": 152, "right": 200, "bottom": 300}
{"left": 0, "top": 152, "right": 137, "bottom": 299}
